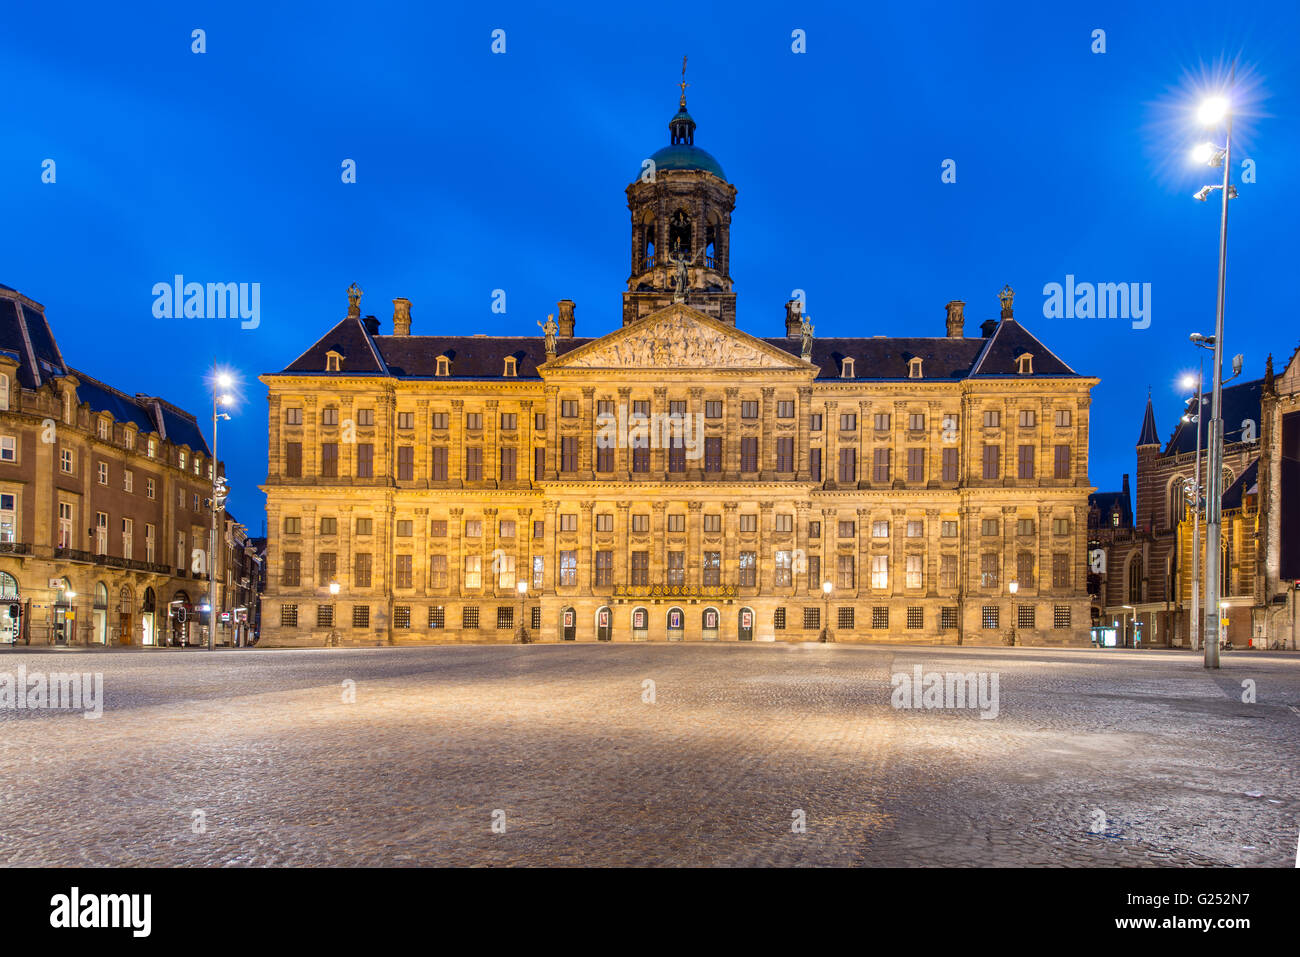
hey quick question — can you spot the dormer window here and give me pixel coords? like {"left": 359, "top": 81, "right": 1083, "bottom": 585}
{"left": 325, "top": 350, "right": 343, "bottom": 372}
{"left": 1017, "top": 353, "right": 1034, "bottom": 375}
{"left": 908, "top": 357, "right": 923, "bottom": 379}
{"left": 97, "top": 417, "right": 111, "bottom": 440}
{"left": 841, "top": 357, "right": 855, "bottom": 379}
{"left": 503, "top": 356, "right": 517, "bottom": 377}
{"left": 436, "top": 355, "right": 451, "bottom": 377}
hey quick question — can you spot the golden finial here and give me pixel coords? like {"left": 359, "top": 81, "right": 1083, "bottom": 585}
{"left": 679, "top": 55, "right": 689, "bottom": 106}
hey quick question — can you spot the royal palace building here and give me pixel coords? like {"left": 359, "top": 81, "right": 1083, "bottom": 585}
{"left": 0, "top": 283, "right": 254, "bottom": 646}
{"left": 260, "top": 86, "right": 1099, "bottom": 646}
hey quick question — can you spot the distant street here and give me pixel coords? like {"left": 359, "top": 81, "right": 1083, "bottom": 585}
{"left": 1, "top": 644, "right": 1296, "bottom": 866}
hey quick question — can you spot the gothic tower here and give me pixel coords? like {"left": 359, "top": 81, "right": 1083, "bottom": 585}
{"left": 623, "top": 60, "right": 737, "bottom": 326}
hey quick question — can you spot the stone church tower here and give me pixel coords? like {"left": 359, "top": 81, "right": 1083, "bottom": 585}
{"left": 623, "top": 63, "right": 737, "bottom": 326}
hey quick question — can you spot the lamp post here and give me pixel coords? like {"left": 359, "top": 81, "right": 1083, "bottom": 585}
{"left": 207, "top": 372, "right": 234, "bottom": 651}
{"left": 820, "top": 580, "right": 833, "bottom": 642}
{"left": 327, "top": 581, "right": 340, "bottom": 646}
{"left": 1008, "top": 580, "right": 1019, "bottom": 646}
{"left": 1181, "top": 364, "right": 1208, "bottom": 650}
{"left": 1122, "top": 604, "right": 1135, "bottom": 648}
{"left": 1192, "top": 85, "right": 1235, "bottom": 670}
{"left": 515, "top": 580, "right": 529, "bottom": 643}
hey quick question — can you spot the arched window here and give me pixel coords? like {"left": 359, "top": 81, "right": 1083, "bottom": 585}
{"left": 640, "top": 212, "right": 656, "bottom": 269}
{"left": 0, "top": 571, "right": 18, "bottom": 598}
{"left": 0, "top": 372, "right": 9, "bottom": 411}
{"left": 668, "top": 209, "right": 692, "bottom": 255}
{"left": 1017, "top": 353, "right": 1034, "bottom": 375}
{"left": 325, "top": 351, "right": 343, "bottom": 372}
{"left": 1128, "top": 555, "right": 1143, "bottom": 604}
{"left": 1168, "top": 479, "right": 1187, "bottom": 528}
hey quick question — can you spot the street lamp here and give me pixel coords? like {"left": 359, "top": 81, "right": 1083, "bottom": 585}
{"left": 1122, "top": 604, "right": 1135, "bottom": 648}
{"left": 326, "top": 581, "right": 340, "bottom": 646}
{"left": 207, "top": 371, "right": 236, "bottom": 651}
{"left": 819, "top": 580, "right": 833, "bottom": 643}
{"left": 1191, "top": 82, "right": 1236, "bottom": 670}
{"left": 1008, "top": 580, "right": 1019, "bottom": 646}
{"left": 515, "top": 580, "right": 529, "bottom": 643}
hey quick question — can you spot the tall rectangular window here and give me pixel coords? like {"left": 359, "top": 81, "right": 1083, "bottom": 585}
{"left": 499, "top": 447, "right": 517, "bottom": 482}
{"left": 704, "top": 437, "right": 722, "bottom": 473}
{"left": 838, "top": 448, "right": 856, "bottom": 483}
{"left": 942, "top": 447, "right": 959, "bottom": 482}
{"left": 871, "top": 554, "right": 889, "bottom": 589}
{"left": 906, "top": 554, "right": 922, "bottom": 589}
{"left": 595, "top": 550, "right": 613, "bottom": 585}
{"left": 395, "top": 555, "right": 412, "bottom": 589}
{"left": 464, "top": 555, "right": 482, "bottom": 589}
{"left": 982, "top": 444, "right": 1000, "bottom": 480}
{"left": 775, "top": 436, "right": 794, "bottom": 473}
{"left": 465, "top": 447, "right": 482, "bottom": 481}
{"left": 1054, "top": 444, "right": 1071, "bottom": 479}
{"left": 1052, "top": 552, "right": 1070, "bottom": 588}
{"left": 940, "top": 554, "right": 958, "bottom": 588}
{"left": 1018, "top": 444, "right": 1035, "bottom": 479}
{"left": 285, "top": 442, "right": 302, "bottom": 477}
{"left": 596, "top": 443, "right": 614, "bottom": 472}
{"left": 321, "top": 443, "right": 338, "bottom": 478}
{"left": 397, "top": 446, "right": 414, "bottom": 481}
{"left": 739, "top": 551, "right": 756, "bottom": 587}
{"left": 702, "top": 551, "right": 721, "bottom": 586}
{"left": 667, "top": 551, "right": 685, "bottom": 585}
{"left": 980, "top": 552, "right": 1000, "bottom": 589}
{"left": 740, "top": 436, "right": 758, "bottom": 472}
{"left": 630, "top": 551, "right": 649, "bottom": 585}
{"left": 319, "top": 552, "right": 337, "bottom": 586}
{"left": 837, "top": 554, "right": 855, "bottom": 589}
{"left": 559, "top": 551, "right": 577, "bottom": 586}
{"left": 282, "top": 552, "right": 301, "bottom": 587}
{"left": 430, "top": 446, "right": 447, "bottom": 481}
{"left": 561, "top": 436, "right": 578, "bottom": 473}
{"left": 356, "top": 443, "right": 373, "bottom": 478}
{"left": 353, "top": 553, "right": 372, "bottom": 588}
{"left": 810, "top": 447, "right": 822, "bottom": 482}
{"left": 429, "top": 554, "right": 447, "bottom": 588}
{"left": 906, "top": 448, "right": 923, "bottom": 483}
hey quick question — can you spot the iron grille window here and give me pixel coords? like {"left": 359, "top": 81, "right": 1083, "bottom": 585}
{"left": 982, "top": 606, "right": 999, "bottom": 629}
{"left": 280, "top": 604, "right": 298, "bottom": 627}
{"left": 873, "top": 606, "right": 891, "bottom": 629}
{"left": 773, "top": 607, "right": 786, "bottom": 630}
{"left": 803, "top": 607, "right": 820, "bottom": 630}
{"left": 940, "top": 607, "right": 958, "bottom": 630}
{"left": 1018, "top": 605, "right": 1035, "bottom": 629}
{"left": 394, "top": 606, "right": 411, "bottom": 629}
{"left": 462, "top": 607, "right": 480, "bottom": 629}
{"left": 352, "top": 605, "right": 369, "bottom": 628}
{"left": 317, "top": 604, "right": 334, "bottom": 628}
{"left": 429, "top": 606, "right": 445, "bottom": 628}
{"left": 497, "top": 607, "right": 513, "bottom": 629}
{"left": 839, "top": 607, "right": 856, "bottom": 629}
{"left": 531, "top": 607, "right": 541, "bottom": 630}
{"left": 1053, "top": 605, "right": 1071, "bottom": 629}
{"left": 907, "top": 606, "right": 923, "bottom": 629}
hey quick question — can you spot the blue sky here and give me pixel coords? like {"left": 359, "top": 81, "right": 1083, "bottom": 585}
{"left": 3, "top": 0, "right": 1296, "bottom": 525}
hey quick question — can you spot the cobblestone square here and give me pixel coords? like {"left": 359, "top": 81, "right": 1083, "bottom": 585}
{"left": 1, "top": 644, "right": 1296, "bottom": 866}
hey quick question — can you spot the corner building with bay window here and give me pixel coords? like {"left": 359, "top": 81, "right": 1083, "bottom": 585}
{"left": 260, "top": 87, "right": 1098, "bottom": 646}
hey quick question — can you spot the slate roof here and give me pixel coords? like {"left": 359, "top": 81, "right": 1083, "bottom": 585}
{"left": 1163, "top": 378, "right": 1264, "bottom": 456}
{"left": 0, "top": 284, "right": 211, "bottom": 454}
{"left": 276, "top": 312, "right": 1083, "bottom": 382}
{"left": 1090, "top": 489, "right": 1133, "bottom": 528}
{"left": 1137, "top": 394, "right": 1160, "bottom": 447}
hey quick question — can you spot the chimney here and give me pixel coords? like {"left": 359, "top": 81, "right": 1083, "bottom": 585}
{"left": 784, "top": 299, "right": 803, "bottom": 337}
{"left": 392, "top": 298, "right": 412, "bottom": 336}
{"left": 944, "top": 300, "right": 965, "bottom": 338}
{"left": 557, "top": 299, "right": 575, "bottom": 338}
{"left": 1122, "top": 473, "right": 1130, "bottom": 497}
{"left": 362, "top": 315, "right": 380, "bottom": 336}
{"left": 980, "top": 319, "right": 997, "bottom": 338}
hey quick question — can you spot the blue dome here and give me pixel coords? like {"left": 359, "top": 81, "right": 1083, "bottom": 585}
{"left": 644, "top": 144, "right": 726, "bottom": 180}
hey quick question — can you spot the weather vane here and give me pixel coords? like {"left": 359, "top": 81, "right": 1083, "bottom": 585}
{"left": 679, "top": 55, "right": 688, "bottom": 105}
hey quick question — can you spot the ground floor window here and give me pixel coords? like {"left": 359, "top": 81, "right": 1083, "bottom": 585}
{"left": 1053, "top": 605, "right": 1071, "bottom": 629}
{"left": 463, "top": 607, "right": 479, "bottom": 629}
{"left": 803, "top": 607, "right": 820, "bottom": 630}
{"left": 530, "top": 606, "right": 541, "bottom": 630}
{"left": 394, "top": 606, "right": 411, "bottom": 629}
{"left": 773, "top": 607, "right": 786, "bottom": 630}
{"left": 280, "top": 604, "right": 298, "bottom": 627}
{"left": 982, "top": 606, "right": 999, "bottom": 629}
{"left": 1018, "top": 605, "right": 1036, "bottom": 629}
{"left": 352, "top": 605, "right": 369, "bottom": 628}
{"left": 497, "top": 606, "right": 513, "bottom": 629}
{"left": 907, "top": 606, "right": 923, "bottom": 629}
{"left": 429, "top": 606, "right": 445, "bottom": 628}
{"left": 869, "top": 606, "right": 886, "bottom": 629}
{"left": 317, "top": 604, "right": 334, "bottom": 627}
{"left": 940, "top": 607, "right": 958, "bottom": 630}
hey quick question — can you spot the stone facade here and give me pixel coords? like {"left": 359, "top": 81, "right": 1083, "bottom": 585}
{"left": 0, "top": 284, "right": 251, "bottom": 646}
{"left": 258, "top": 89, "right": 1098, "bottom": 648}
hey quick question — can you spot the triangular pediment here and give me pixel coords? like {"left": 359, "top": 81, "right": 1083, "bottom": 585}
{"left": 544, "top": 303, "right": 807, "bottom": 371}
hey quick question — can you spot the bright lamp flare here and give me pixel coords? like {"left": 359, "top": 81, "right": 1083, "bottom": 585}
{"left": 1191, "top": 142, "right": 1216, "bottom": 164}
{"left": 1197, "top": 96, "right": 1229, "bottom": 126}
{"left": 1181, "top": 374, "right": 1196, "bottom": 389}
